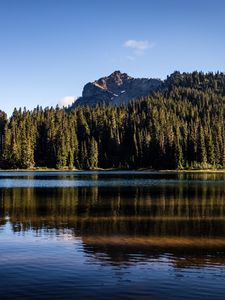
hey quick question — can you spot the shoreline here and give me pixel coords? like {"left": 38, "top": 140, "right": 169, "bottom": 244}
{"left": 1, "top": 168, "right": 225, "bottom": 173}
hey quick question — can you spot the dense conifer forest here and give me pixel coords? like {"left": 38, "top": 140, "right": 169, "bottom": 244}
{"left": 0, "top": 71, "right": 225, "bottom": 170}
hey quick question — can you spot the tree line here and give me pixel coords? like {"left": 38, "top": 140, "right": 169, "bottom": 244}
{"left": 0, "top": 71, "right": 225, "bottom": 170}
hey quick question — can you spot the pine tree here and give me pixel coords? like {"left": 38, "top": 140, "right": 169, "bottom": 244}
{"left": 89, "top": 137, "right": 98, "bottom": 169}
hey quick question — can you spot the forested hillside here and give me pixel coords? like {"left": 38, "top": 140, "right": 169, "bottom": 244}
{"left": 0, "top": 71, "right": 225, "bottom": 170}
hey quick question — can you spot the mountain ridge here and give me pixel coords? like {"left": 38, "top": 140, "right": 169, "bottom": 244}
{"left": 69, "top": 70, "right": 225, "bottom": 109}
{"left": 71, "top": 70, "right": 162, "bottom": 108}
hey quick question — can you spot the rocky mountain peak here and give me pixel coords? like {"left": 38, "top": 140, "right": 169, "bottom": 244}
{"left": 92, "top": 71, "right": 132, "bottom": 91}
{"left": 72, "top": 71, "right": 162, "bottom": 108}
{"left": 106, "top": 70, "right": 132, "bottom": 82}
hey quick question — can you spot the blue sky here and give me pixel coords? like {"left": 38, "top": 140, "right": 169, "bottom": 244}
{"left": 0, "top": 0, "right": 225, "bottom": 116}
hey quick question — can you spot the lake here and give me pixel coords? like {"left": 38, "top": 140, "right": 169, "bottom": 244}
{"left": 0, "top": 171, "right": 225, "bottom": 299}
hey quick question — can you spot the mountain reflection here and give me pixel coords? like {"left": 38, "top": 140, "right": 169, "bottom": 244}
{"left": 1, "top": 177, "right": 225, "bottom": 267}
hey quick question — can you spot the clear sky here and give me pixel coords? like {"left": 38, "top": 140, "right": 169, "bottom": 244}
{"left": 0, "top": 0, "right": 225, "bottom": 116}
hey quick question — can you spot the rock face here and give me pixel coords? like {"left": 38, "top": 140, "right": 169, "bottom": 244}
{"left": 71, "top": 71, "right": 162, "bottom": 108}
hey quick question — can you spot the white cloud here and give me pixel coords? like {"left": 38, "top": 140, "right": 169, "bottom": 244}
{"left": 123, "top": 40, "right": 155, "bottom": 59}
{"left": 58, "top": 96, "right": 76, "bottom": 108}
{"left": 123, "top": 39, "right": 154, "bottom": 51}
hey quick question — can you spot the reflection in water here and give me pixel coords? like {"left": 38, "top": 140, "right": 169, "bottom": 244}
{"left": 1, "top": 173, "right": 225, "bottom": 268}
{"left": 1, "top": 172, "right": 225, "bottom": 299}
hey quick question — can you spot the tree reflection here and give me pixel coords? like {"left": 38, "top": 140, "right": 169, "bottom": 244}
{"left": 1, "top": 177, "right": 225, "bottom": 267}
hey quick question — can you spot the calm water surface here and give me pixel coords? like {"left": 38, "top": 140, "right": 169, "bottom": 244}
{"left": 1, "top": 171, "right": 225, "bottom": 299}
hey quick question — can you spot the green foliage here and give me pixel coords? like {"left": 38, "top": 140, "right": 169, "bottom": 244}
{"left": 0, "top": 71, "right": 225, "bottom": 170}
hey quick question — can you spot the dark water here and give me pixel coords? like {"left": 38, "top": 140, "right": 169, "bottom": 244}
{"left": 1, "top": 171, "right": 225, "bottom": 299}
